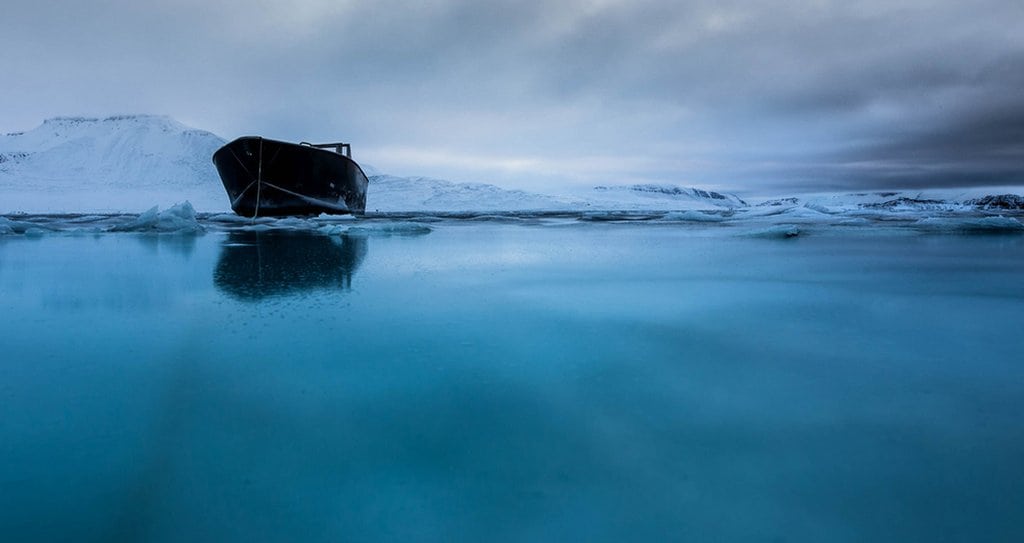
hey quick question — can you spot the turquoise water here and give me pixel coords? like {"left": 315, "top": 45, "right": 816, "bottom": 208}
{"left": 1, "top": 224, "right": 1023, "bottom": 542}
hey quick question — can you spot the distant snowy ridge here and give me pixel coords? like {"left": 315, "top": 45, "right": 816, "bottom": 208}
{"left": 365, "top": 174, "right": 577, "bottom": 212}
{"left": 965, "top": 194, "right": 1024, "bottom": 210}
{"left": 773, "top": 189, "right": 1024, "bottom": 212}
{"left": 366, "top": 177, "right": 749, "bottom": 212}
{"left": 588, "top": 184, "right": 747, "bottom": 208}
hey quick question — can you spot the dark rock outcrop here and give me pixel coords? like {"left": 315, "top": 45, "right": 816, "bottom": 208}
{"left": 966, "top": 194, "right": 1024, "bottom": 210}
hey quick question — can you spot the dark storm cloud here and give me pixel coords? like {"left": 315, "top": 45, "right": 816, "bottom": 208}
{"left": 749, "top": 50, "right": 1024, "bottom": 191}
{"left": 1, "top": 0, "right": 1022, "bottom": 193}
{"left": 818, "top": 106, "right": 1024, "bottom": 190}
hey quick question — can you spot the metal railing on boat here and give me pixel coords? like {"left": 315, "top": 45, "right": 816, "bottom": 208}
{"left": 299, "top": 141, "right": 351, "bottom": 158}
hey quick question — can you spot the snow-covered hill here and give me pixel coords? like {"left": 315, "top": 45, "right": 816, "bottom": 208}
{"left": 1, "top": 115, "right": 226, "bottom": 213}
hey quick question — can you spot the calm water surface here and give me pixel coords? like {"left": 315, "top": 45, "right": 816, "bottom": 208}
{"left": 1, "top": 224, "right": 1023, "bottom": 542}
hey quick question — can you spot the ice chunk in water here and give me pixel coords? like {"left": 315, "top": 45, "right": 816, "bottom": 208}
{"left": 662, "top": 210, "right": 728, "bottom": 222}
{"left": 744, "top": 224, "right": 801, "bottom": 238}
{"left": 109, "top": 201, "right": 204, "bottom": 233}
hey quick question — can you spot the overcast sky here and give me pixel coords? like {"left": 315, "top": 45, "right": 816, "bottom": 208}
{"left": 2, "top": 0, "right": 1022, "bottom": 194}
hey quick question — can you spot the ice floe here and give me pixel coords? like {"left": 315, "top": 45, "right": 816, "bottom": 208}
{"left": 2, "top": 202, "right": 1023, "bottom": 238}
{"left": 108, "top": 201, "right": 204, "bottom": 233}
{"left": 913, "top": 216, "right": 1024, "bottom": 234}
{"left": 743, "top": 224, "right": 802, "bottom": 239}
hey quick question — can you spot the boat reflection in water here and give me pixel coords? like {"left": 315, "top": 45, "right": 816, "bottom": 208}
{"left": 214, "top": 231, "right": 368, "bottom": 301}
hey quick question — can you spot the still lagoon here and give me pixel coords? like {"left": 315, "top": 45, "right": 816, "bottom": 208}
{"left": 1, "top": 222, "right": 1023, "bottom": 541}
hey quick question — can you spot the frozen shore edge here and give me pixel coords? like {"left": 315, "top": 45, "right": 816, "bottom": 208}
{"left": 3, "top": 201, "right": 1024, "bottom": 238}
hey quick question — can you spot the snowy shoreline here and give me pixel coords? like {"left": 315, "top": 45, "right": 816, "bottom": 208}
{"left": 3, "top": 201, "right": 1023, "bottom": 239}
{"left": 3, "top": 115, "right": 1023, "bottom": 224}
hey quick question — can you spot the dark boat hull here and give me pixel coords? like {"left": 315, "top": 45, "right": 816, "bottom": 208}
{"left": 212, "top": 137, "right": 369, "bottom": 217}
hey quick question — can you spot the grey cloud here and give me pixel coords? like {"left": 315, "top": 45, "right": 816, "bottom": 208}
{"left": 817, "top": 102, "right": 1024, "bottom": 190}
{"left": 1, "top": 0, "right": 1022, "bottom": 193}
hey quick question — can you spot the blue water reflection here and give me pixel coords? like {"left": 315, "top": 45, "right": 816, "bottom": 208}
{"left": 1, "top": 226, "right": 1022, "bottom": 542}
{"left": 214, "top": 232, "right": 367, "bottom": 301}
